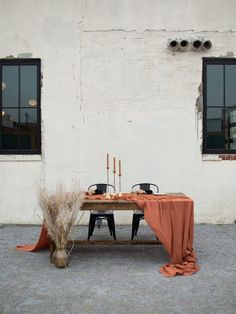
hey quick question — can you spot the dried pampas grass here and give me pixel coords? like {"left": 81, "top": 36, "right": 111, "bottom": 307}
{"left": 39, "top": 184, "right": 85, "bottom": 249}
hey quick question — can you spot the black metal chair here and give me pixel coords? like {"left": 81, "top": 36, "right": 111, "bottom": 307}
{"left": 87, "top": 183, "right": 116, "bottom": 241}
{"left": 131, "top": 183, "right": 159, "bottom": 240}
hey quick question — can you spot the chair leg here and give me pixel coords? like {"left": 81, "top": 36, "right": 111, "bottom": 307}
{"left": 135, "top": 217, "right": 141, "bottom": 236}
{"left": 131, "top": 214, "right": 136, "bottom": 240}
{"left": 112, "top": 220, "right": 116, "bottom": 241}
{"left": 87, "top": 215, "right": 96, "bottom": 240}
{"left": 108, "top": 215, "right": 116, "bottom": 240}
{"left": 107, "top": 217, "right": 113, "bottom": 236}
{"left": 91, "top": 216, "right": 97, "bottom": 236}
{"left": 87, "top": 215, "right": 93, "bottom": 240}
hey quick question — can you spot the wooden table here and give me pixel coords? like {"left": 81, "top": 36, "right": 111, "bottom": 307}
{"left": 81, "top": 199, "right": 141, "bottom": 212}
{"left": 76, "top": 193, "right": 184, "bottom": 245}
{"left": 77, "top": 198, "right": 160, "bottom": 245}
{"left": 50, "top": 194, "right": 186, "bottom": 262}
{"left": 47, "top": 194, "right": 198, "bottom": 276}
{"left": 81, "top": 193, "right": 184, "bottom": 212}
{"left": 73, "top": 194, "right": 184, "bottom": 245}
{"left": 50, "top": 198, "right": 161, "bottom": 262}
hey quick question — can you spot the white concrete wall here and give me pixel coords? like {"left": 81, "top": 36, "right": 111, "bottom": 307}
{"left": 0, "top": 0, "right": 236, "bottom": 224}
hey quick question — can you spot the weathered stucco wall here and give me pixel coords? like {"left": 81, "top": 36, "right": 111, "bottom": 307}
{"left": 0, "top": 0, "right": 236, "bottom": 224}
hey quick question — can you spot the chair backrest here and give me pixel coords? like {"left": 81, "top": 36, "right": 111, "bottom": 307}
{"left": 132, "top": 183, "right": 159, "bottom": 194}
{"left": 88, "top": 183, "right": 115, "bottom": 194}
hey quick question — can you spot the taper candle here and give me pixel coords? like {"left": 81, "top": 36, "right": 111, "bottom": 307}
{"left": 113, "top": 157, "right": 116, "bottom": 173}
{"left": 119, "top": 160, "right": 121, "bottom": 176}
{"left": 106, "top": 153, "right": 109, "bottom": 169}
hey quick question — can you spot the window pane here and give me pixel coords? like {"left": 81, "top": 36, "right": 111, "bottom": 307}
{"left": 2, "top": 108, "right": 19, "bottom": 149}
{"left": 207, "top": 65, "right": 224, "bottom": 107}
{"left": 20, "top": 66, "right": 37, "bottom": 107}
{"left": 2, "top": 66, "right": 19, "bottom": 108}
{"left": 19, "top": 108, "right": 37, "bottom": 149}
{"left": 226, "top": 109, "right": 236, "bottom": 149}
{"left": 206, "top": 108, "right": 225, "bottom": 149}
{"left": 225, "top": 65, "right": 236, "bottom": 108}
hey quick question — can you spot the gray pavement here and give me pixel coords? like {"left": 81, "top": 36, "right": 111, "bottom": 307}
{"left": 0, "top": 224, "right": 236, "bottom": 314}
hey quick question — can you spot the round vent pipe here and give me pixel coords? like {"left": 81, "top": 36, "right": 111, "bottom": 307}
{"left": 179, "top": 39, "right": 190, "bottom": 51}
{"left": 203, "top": 40, "right": 212, "bottom": 50}
{"left": 192, "top": 39, "right": 203, "bottom": 51}
{"left": 167, "top": 39, "right": 180, "bottom": 51}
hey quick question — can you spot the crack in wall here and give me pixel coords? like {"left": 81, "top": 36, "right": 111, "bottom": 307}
{"left": 83, "top": 29, "right": 236, "bottom": 34}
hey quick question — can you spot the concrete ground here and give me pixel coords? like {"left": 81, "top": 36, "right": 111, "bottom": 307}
{"left": 0, "top": 224, "right": 236, "bottom": 314}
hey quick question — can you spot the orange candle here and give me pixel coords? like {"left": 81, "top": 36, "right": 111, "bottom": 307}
{"left": 106, "top": 153, "right": 109, "bottom": 169}
{"left": 113, "top": 157, "right": 116, "bottom": 173}
{"left": 119, "top": 160, "right": 121, "bottom": 176}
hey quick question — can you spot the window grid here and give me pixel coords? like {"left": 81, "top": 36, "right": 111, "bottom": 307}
{"left": 0, "top": 59, "right": 41, "bottom": 154}
{"left": 203, "top": 58, "right": 236, "bottom": 154}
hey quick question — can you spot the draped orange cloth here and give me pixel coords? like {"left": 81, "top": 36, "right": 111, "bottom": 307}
{"left": 16, "top": 193, "right": 199, "bottom": 276}
{"left": 16, "top": 224, "right": 50, "bottom": 252}
{"left": 88, "top": 193, "right": 199, "bottom": 276}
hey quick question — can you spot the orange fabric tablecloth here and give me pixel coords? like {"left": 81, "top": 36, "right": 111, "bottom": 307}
{"left": 88, "top": 193, "right": 199, "bottom": 276}
{"left": 16, "top": 193, "right": 199, "bottom": 276}
{"left": 16, "top": 224, "right": 50, "bottom": 251}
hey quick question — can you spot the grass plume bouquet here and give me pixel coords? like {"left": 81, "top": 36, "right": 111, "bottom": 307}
{"left": 39, "top": 184, "right": 85, "bottom": 249}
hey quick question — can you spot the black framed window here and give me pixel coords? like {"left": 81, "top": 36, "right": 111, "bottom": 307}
{"left": 0, "top": 59, "right": 41, "bottom": 154}
{"left": 203, "top": 58, "right": 236, "bottom": 154}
